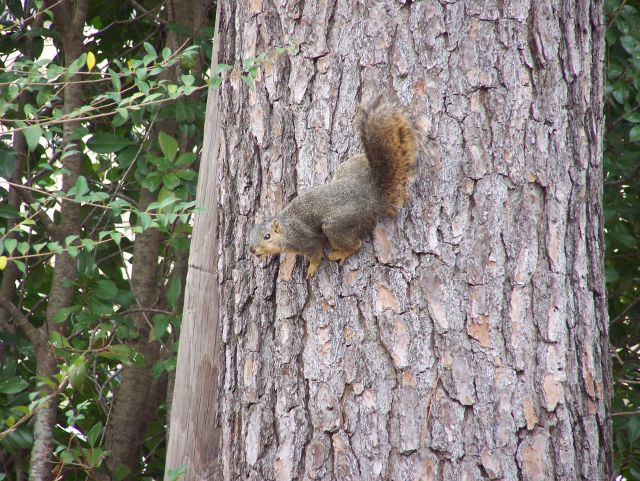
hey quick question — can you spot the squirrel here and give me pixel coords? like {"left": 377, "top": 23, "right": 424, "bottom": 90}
{"left": 249, "top": 98, "right": 417, "bottom": 278}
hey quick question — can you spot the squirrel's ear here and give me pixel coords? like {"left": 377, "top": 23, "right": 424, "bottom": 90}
{"left": 271, "top": 219, "right": 281, "bottom": 234}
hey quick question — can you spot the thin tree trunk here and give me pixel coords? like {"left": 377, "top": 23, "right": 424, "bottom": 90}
{"left": 215, "top": 1, "right": 611, "bottom": 480}
{"left": 164, "top": 4, "right": 223, "bottom": 479}
{"left": 29, "top": 2, "right": 88, "bottom": 479}
{"left": 103, "top": 188, "right": 163, "bottom": 478}
{"left": 0, "top": 112, "right": 27, "bottom": 338}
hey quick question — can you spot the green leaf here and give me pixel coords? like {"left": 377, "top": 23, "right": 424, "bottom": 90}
{"left": 86, "top": 447, "right": 104, "bottom": 468}
{"left": 628, "top": 415, "right": 640, "bottom": 443}
{"left": 142, "top": 171, "right": 163, "bottom": 192}
{"left": 630, "top": 125, "right": 640, "bottom": 142}
{"left": 23, "top": 125, "right": 42, "bottom": 151}
{"left": 6, "top": 0, "right": 24, "bottom": 20}
{"left": 69, "top": 175, "right": 89, "bottom": 198}
{"left": 46, "top": 64, "right": 65, "bottom": 80}
{"left": 175, "top": 152, "right": 196, "bottom": 166}
{"left": 17, "top": 242, "right": 29, "bottom": 255}
{"left": 176, "top": 169, "right": 196, "bottom": 181}
{"left": 117, "top": 107, "right": 128, "bottom": 120}
{"left": 151, "top": 356, "right": 177, "bottom": 378}
{"left": 65, "top": 235, "right": 79, "bottom": 247}
{"left": 89, "top": 297, "right": 114, "bottom": 316}
{"left": 0, "top": 377, "right": 29, "bottom": 394}
{"left": 87, "top": 133, "right": 133, "bottom": 154}
{"left": 36, "top": 87, "right": 52, "bottom": 107}
{"left": 0, "top": 147, "right": 17, "bottom": 179}
{"left": 166, "top": 465, "right": 187, "bottom": 481}
{"left": 620, "top": 35, "right": 640, "bottom": 55}
{"left": 67, "top": 53, "right": 87, "bottom": 77}
{"left": 240, "top": 75, "right": 255, "bottom": 90}
{"left": 210, "top": 76, "right": 222, "bottom": 89}
{"left": 2, "top": 427, "right": 33, "bottom": 450}
{"left": 97, "top": 345, "right": 144, "bottom": 366}
{"left": 81, "top": 239, "right": 95, "bottom": 251}
{"left": 53, "top": 305, "right": 81, "bottom": 324}
{"left": 4, "top": 238, "right": 17, "bottom": 255}
{"left": 147, "top": 194, "right": 178, "bottom": 211}
{"left": 86, "top": 421, "right": 103, "bottom": 448}
{"left": 49, "top": 331, "right": 70, "bottom": 349}
{"left": 214, "top": 64, "right": 232, "bottom": 75}
{"left": 0, "top": 205, "right": 20, "bottom": 219}
{"left": 159, "top": 132, "right": 179, "bottom": 161}
{"left": 47, "top": 241, "right": 64, "bottom": 254}
{"left": 167, "top": 276, "right": 181, "bottom": 309}
{"left": 152, "top": 314, "right": 170, "bottom": 340}
{"left": 182, "top": 74, "right": 195, "bottom": 86}
{"left": 59, "top": 449, "right": 74, "bottom": 465}
{"left": 97, "top": 344, "right": 133, "bottom": 363}
{"left": 109, "top": 68, "right": 122, "bottom": 93}
{"left": 109, "top": 232, "right": 122, "bottom": 246}
{"left": 143, "top": 42, "right": 157, "bottom": 59}
{"left": 95, "top": 279, "right": 118, "bottom": 299}
{"left": 612, "top": 225, "right": 638, "bottom": 249}
{"left": 163, "top": 173, "right": 181, "bottom": 190}
{"left": 138, "top": 212, "right": 153, "bottom": 230}
{"left": 23, "top": 103, "right": 37, "bottom": 118}
{"left": 68, "top": 356, "right": 87, "bottom": 389}
{"left": 13, "top": 260, "right": 25, "bottom": 274}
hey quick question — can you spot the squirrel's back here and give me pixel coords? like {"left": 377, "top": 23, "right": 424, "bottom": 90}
{"left": 358, "top": 99, "right": 417, "bottom": 209}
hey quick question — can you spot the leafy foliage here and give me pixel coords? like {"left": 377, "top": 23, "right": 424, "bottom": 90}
{"left": 0, "top": 1, "right": 214, "bottom": 478}
{"left": 0, "top": 1, "right": 294, "bottom": 477}
{"left": 605, "top": 0, "right": 640, "bottom": 478}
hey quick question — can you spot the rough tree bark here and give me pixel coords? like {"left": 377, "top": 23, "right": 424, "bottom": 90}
{"left": 214, "top": 1, "right": 611, "bottom": 480}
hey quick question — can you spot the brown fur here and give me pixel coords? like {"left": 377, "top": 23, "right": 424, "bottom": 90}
{"left": 249, "top": 99, "right": 417, "bottom": 277}
{"left": 358, "top": 98, "right": 417, "bottom": 209}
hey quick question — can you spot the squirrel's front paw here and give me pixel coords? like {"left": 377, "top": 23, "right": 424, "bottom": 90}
{"left": 306, "top": 256, "right": 322, "bottom": 278}
{"left": 306, "top": 262, "right": 319, "bottom": 279}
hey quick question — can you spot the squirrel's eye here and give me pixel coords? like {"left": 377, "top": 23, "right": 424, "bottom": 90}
{"left": 264, "top": 233, "right": 271, "bottom": 240}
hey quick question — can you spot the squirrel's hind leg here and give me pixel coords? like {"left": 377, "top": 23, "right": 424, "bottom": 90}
{"left": 327, "top": 237, "right": 363, "bottom": 266}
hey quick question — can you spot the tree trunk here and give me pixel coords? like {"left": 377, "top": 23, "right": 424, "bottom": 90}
{"left": 164, "top": 4, "right": 223, "bottom": 480}
{"left": 215, "top": 1, "right": 611, "bottom": 480}
{"left": 104, "top": 2, "right": 211, "bottom": 477}
{"left": 30, "top": 3, "right": 88, "bottom": 480}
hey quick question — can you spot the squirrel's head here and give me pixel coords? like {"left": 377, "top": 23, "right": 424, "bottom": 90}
{"left": 249, "top": 219, "right": 284, "bottom": 257}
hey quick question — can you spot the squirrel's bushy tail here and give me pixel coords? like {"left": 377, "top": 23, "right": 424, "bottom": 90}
{"left": 358, "top": 99, "right": 417, "bottom": 209}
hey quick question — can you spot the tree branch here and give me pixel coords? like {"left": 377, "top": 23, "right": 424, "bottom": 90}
{"left": 14, "top": 187, "right": 59, "bottom": 239}
{"left": 0, "top": 295, "right": 42, "bottom": 345}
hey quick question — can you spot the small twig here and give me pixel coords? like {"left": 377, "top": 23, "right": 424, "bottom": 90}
{"left": 14, "top": 187, "right": 59, "bottom": 239}
{"left": 87, "top": 111, "right": 159, "bottom": 238}
{"left": 119, "top": 307, "right": 174, "bottom": 316}
{"left": 610, "top": 296, "right": 640, "bottom": 325}
{"left": 611, "top": 409, "right": 640, "bottom": 417}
